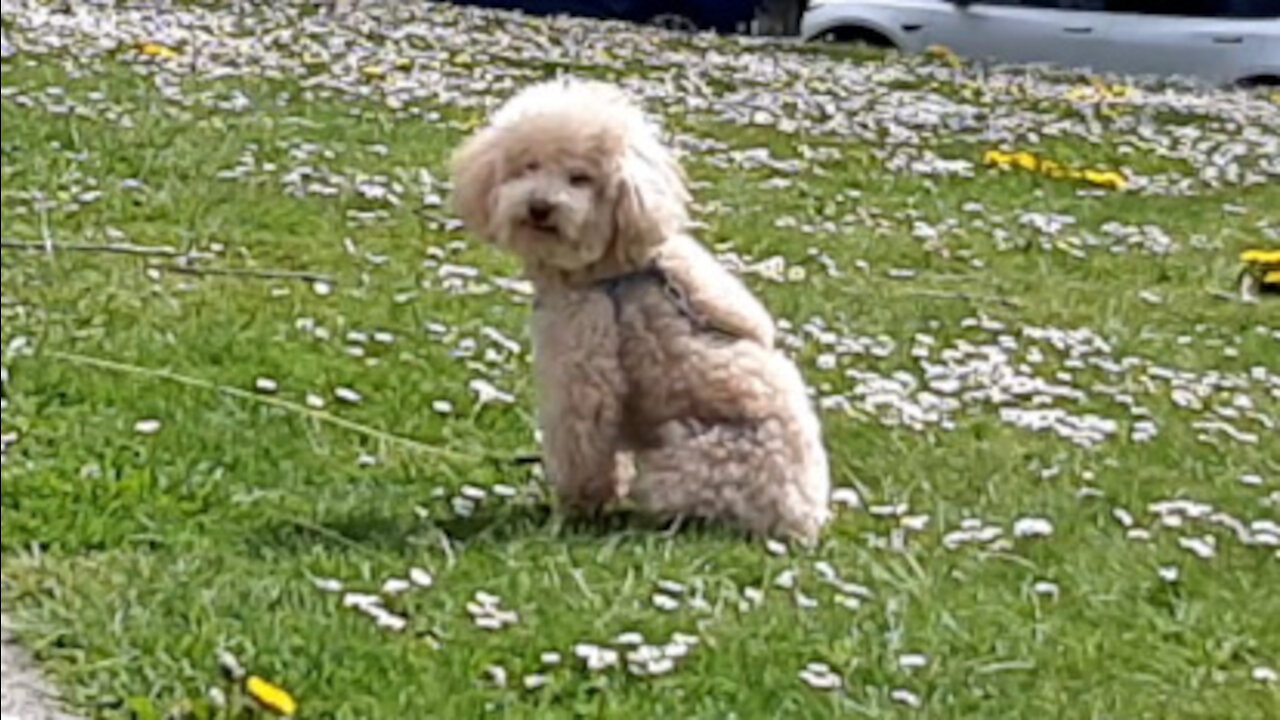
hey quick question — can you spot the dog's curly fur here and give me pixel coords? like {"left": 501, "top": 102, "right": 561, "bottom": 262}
{"left": 449, "top": 78, "right": 831, "bottom": 543}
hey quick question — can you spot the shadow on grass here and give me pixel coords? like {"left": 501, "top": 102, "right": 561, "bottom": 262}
{"left": 434, "top": 502, "right": 752, "bottom": 547}
{"left": 253, "top": 496, "right": 747, "bottom": 559}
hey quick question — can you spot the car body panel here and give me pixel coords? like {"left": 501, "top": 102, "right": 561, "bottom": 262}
{"left": 801, "top": 0, "right": 1280, "bottom": 85}
{"left": 1100, "top": 12, "right": 1280, "bottom": 84}
{"left": 919, "top": 5, "right": 1119, "bottom": 71}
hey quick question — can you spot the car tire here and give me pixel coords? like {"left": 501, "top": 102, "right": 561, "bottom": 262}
{"left": 645, "top": 10, "right": 702, "bottom": 33}
{"left": 812, "top": 25, "right": 897, "bottom": 51}
{"left": 1237, "top": 75, "right": 1280, "bottom": 89}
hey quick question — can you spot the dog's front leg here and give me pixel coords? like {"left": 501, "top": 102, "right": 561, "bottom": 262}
{"left": 531, "top": 290, "right": 627, "bottom": 517}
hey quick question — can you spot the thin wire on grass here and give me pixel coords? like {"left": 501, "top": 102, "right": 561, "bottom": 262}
{"left": 154, "top": 263, "right": 335, "bottom": 284}
{"left": 836, "top": 285, "right": 1023, "bottom": 309}
{"left": 1, "top": 240, "right": 182, "bottom": 256}
{"left": 50, "top": 350, "right": 513, "bottom": 464}
{"left": 907, "top": 289, "right": 1023, "bottom": 309}
{"left": 3, "top": 242, "right": 332, "bottom": 283}
{"left": 285, "top": 515, "right": 388, "bottom": 559}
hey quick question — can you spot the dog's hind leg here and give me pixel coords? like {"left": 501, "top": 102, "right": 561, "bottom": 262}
{"left": 630, "top": 418, "right": 830, "bottom": 544}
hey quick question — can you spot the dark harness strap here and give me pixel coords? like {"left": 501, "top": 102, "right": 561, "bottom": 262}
{"left": 597, "top": 263, "right": 669, "bottom": 314}
{"left": 597, "top": 262, "right": 729, "bottom": 338}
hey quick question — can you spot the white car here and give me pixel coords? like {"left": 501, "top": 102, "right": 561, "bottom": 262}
{"left": 800, "top": 0, "right": 1280, "bottom": 87}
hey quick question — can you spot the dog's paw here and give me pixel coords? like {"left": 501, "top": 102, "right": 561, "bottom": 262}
{"left": 554, "top": 482, "right": 618, "bottom": 519}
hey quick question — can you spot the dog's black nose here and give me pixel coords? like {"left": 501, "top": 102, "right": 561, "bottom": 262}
{"left": 528, "top": 199, "right": 554, "bottom": 223}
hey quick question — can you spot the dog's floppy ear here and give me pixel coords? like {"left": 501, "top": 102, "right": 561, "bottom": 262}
{"left": 613, "top": 129, "right": 690, "bottom": 253}
{"left": 449, "top": 125, "right": 504, "bottom": 240}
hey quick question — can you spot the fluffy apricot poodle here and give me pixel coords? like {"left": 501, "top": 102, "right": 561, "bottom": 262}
{"left": 449, "top": 77, "right": 831, "bottom": 543}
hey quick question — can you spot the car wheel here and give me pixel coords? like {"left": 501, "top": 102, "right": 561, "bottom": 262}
{"left": 1237, "top": 75, "right": 1280, "bottom": 89}
{"left": 646, "top": 12, "right": 701, "bottom": 33}
{"left": 814, "top": 26, "right": 897, "bottom": 51}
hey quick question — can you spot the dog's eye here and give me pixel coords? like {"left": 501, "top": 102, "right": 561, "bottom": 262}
{"left": 569, "top": 172, "right": 594, "bottom": 187}
{"left": 524, "top": 160, "right": 541, "bottom": 173}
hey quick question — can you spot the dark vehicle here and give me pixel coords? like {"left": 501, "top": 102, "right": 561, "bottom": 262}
{"left": 449, "top": 0, "right": 811, "bottom": 36}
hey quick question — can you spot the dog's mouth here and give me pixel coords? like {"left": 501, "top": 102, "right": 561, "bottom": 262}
{"left": 521, "top": 219, "right": 559, "bottom": 236}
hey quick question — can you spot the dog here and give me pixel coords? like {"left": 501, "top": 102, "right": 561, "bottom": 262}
{"left": 448, "top": 77, "right": 831, "bottom": 543}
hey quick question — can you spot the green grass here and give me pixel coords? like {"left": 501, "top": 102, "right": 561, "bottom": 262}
{"left": 3, "top": 4, "right": 1279, "bottom": 719}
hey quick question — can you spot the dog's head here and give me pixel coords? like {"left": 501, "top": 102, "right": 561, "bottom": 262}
{"left": 448, "top": 78, "right": 689, "bottom": 274}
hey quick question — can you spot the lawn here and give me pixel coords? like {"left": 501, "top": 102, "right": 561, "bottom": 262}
{"left": 2, "top": 1, "right": 1278, "bottom": 718}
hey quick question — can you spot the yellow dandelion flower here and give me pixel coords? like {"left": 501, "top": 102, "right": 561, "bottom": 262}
{"left": 1011, "top": 151, "right": 1039, "bottom": 172}
{"left": 1066, "top": 82, "right": 1133, "bottom": 104}
{"left": 980, "top": 149, "right": 1125, "bottom": 191}
{"left": 1081, "top": 169, "right": 1127, "bottom": 190}
{"left": 245, "top": 675, "right": 298, "bottom": 717}
{"left": 1240, "top": 249, "right": 1280, "bottom": 266}
{"left": 924, "top": 44, "right": 962, "bottom": 69}
{"left": 138, "top": 42, "right": 178, "bottom": 59}
{"left": 1108, "top": 84, "right": 1133, "bottom": 100}
{"left": 982, "top": 149, "right": 1011, "bottom": 167}
{"left": 1039, "top": 159, "right": 1067, "bottom": 179}
{"left": 1065, "top": 86, "right": 1094, "bottom": 103}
